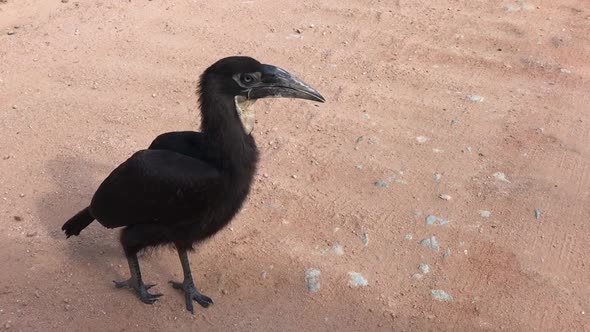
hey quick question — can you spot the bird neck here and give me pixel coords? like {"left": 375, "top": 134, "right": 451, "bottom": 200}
{"left": 198, "top": 85, "right": 258, "bottom": 171}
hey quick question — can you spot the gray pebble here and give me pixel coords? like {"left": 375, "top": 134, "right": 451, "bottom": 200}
{"left": 331, "top": 243, "right": 344, "bottom": 255}
{"left": 433, "top": 173, "right": 442, "bottom": 181}
{"left": 374, "top": 180, "right": 388, "bottom": 187}
{"left": 348, "top": 272, "right": 368, "bottom": 287}
{"left": 425, "top": 215, "right": 449, "bottom": 225}
{"left": 304, "top": 269, "right": 321, "bottom": 292}
{"left": 404, "top": 234, "right": 413, "bottom": 240}
{"left": 360, "top": 232, "right": 369, "bottom": 246}
{"left": 493, "top": 172, "right": 511, "bottom": 183}
{"left": 431, "top": 289, "right": 453, "bottom": 302}
{"left": 534, "top": 208, "right": 542, "bottom": 219}
{"left": 420, "top": 236, "right": 440, "bottom": 252}
{"left": 466, "top": 95, "right": 484, "bottom": 102}
{"left": 479, "top": 210, "right": 491, "bottom": 218}
{"left": 416, "top": 136, "right": 429, "bottom": 144}
{"left": 419, "top": 263, "right": 430, "bottom": 274}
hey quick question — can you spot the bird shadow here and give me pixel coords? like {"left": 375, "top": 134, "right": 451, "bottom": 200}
{"left": 36, "top": 154, "right": 122, "bottom": 274}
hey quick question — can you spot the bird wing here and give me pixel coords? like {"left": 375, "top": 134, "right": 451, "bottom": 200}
{"left": 148, "top": 131, "right": 206, "bottom": 159}
{"left": 90, "top": 149, "right": 222, "bottom": 228}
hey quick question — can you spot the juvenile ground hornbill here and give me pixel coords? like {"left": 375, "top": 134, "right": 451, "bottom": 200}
{"left": 61, "top": 56, "right": 325, "bottom": 313}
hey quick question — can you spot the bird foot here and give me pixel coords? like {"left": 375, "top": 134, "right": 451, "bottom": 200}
{"left": 113, "top": 278, "right": 163, "bottom": 304}
{"left": 169, "top": 280, "right": 213, "bottom": 313}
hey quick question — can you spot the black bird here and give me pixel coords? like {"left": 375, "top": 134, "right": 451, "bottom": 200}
{"left": 61, "top": 56, "right": 325, "bottom": 313}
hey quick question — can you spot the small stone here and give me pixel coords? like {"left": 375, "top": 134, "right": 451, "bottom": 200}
{"left": 295, "top": 28, "right": 303, "bottom": 34}
{"left": 450, "top": 119, "right": 460, "bottom": 125}
{"left": 493, "top": 172, "right": 511, "bottom": 183}
{"left": 466, "top": 95, "right": 483, "bottom": 102}
{"left": 534, "top": 208, "right": 541, "bottom": 219}
{"left": 404, "top": 234, "right": 413, "bottom": 240}
{"left": 425, "top": 215, "right": 449, "bottom": 225}
{"left": 479, "top": 210, "right": 491, "bottom": 218}
{"left": 348, "top": 272, "right": 368, "bottom": 287}
{"left": 13, "top": 216, "right": 22, "bottom": 222}
{"left": 416, "top": 136, "right": 429, "bottom": 144}
{"left": 19, "top": 193, "right": 25, "bottom": 198}
{"left": 61, "top": 0, "right": 69, "bottom": 3}
{"left": 439, "top": 194, "right": 452, "bottom": 201}
{"left": 304, "top": 268, "right": 321, "bottom": 292}
{"left": 261, "top": 271, "right": 267, "bottom": 279}
{"left": 7, "top": 30, "right": 16, "bottom": 35}
{"left": 291, "top": 174, "right": 298, "bottom": 179}
{"left": 11, "top": 105, "right": 17, "bottom": 109}
{"left": 64, "top": 304, "right": 71, "bottom": 311}
{"left": 331, "top": 243, "right": 344, "bottom": 255}
{"left": 419, "top": 263, "right": 430, "bottom": 274}
{"left": 374, "top": 180, "right": 388, "bottom": 187}
{"left": 559, "top": 68, "right": 571, "bottom": 74}
{"left": 355, "top": 164, "right": 364, "bottom": 170}
{"left": 360, "top": 232, "right": 369, "bottom": 246}
{"left": 26, "top": 231, "right": 37, "bottom": 237}
{"left": 63, "top": 298, "right": 70, "bottom": 304}
{"left": 309, "top": 24, "right": 315, "bottom": 28}
{"left": 420, "top": 236, "right": 440, "bottom": 252}
{"left": 152, "top": 93, "right": 157, "bottom": 98}
{"left": 464, "top": 147, "right": 472, "bottom": 153}
{"left": 433, "top": 173, "right": 442, "bottom": 181}
{"left": 431, "top": 289, "right": 453, "bottom": 302}
{"left": 34, "top": 290, "right": 40, "bottom": 298}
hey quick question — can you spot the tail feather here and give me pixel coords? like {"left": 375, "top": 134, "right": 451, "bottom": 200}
{"left": 62, "top": 207, "right": 95, "bottom": 238}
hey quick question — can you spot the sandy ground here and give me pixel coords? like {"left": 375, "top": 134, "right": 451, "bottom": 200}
{"left": 1, "top": 0, "right": 589, "bottom": 331}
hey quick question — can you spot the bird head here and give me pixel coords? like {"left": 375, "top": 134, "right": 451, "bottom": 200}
{"left": 200, "top": 56, "right": 325, "bottom": 134}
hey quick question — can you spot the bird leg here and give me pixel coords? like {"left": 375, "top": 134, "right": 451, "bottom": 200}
{"left": 113, "top": 253, "right": 162, "bottom": 304}
{"left": 169, "top": 248, "right": 213, "bottom": 313}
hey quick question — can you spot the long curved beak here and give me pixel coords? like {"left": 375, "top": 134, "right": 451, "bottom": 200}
{"left": 247, "top": 64, "right": 325, "bottom": 103}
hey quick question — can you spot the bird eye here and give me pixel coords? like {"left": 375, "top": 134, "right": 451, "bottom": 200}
{"left": 241, "top": 74, "right": 255, "bottom": 84}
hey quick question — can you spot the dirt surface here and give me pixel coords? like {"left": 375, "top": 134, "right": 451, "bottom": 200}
{"left": 1, "top": 0, "right": 589, "bottom": 331}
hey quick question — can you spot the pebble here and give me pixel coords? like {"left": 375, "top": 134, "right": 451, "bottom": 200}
{"left": 331, "top": 243, "right": 344, "bottom": 255}
{"left": 419, "top": 263, "right": 430, "bottom": 274}
{"left": 304, "top": 269, "right": 321, "bottom": 292}
{"left": 439, "top": 194, "right": 452, "bottom": 201}
{"left": 420, "top": 236, "right": 440, "bottom": 252}
{"left": 291, "top": 174, "right": 298, "bottom": 179}
{"left": 26, "top": 231, "right": 37, "bottom": 237}
{"left": 360, "top": 232, "right": 369, "bottom": 246}
{"left": 433, "top": 173, "right": 442, "bottom": 181}
{"left": 355, "top": 164, "right": 363, "bottom": 170}
{"left": 13, "top": 216, "right": 22, "bottom": 222}
{"left": 61, "top": 0, "right": 69, "bottom": 2}
{"left": 416, "top": 136, "right": 429, "bottom": 144}
{"left": 479, "top": 210, "right": 491, "bottom": 218}
{"left": 559, "top": 68, "right": 571, "bottom": 74}
{"left": 404, "top": 234, "right": 413, "bottom": 240}
{"left": 7, "top": 31, "right": 16, "bottom": 35}
{"left": 19, "top": 193, "right": 25, "bottom": 198}
{"left": 374, "top": 180, "right": 388, "bottom": 187}
{"left": 466, "top": 95, "right": 484, "bottom": 102}
{"left": 11, "top": 105, "right": 17, "bottom": 109}
{"left": 348, "top": 272, "right": 368, "bottom": 287}
{"left": 34, "top": 290, "right": 40, "bottom": 298}
{"left": 431, "top": 289, "right": 453, "bottom": 302}
{"left": 534, "top": 208, "right": 542, "bottom": 219}
{"left": 493, "top": 172, "right": 511, "bottom": 183}
{"left": 425, "top": 215, "right": 449, "bottom": 225}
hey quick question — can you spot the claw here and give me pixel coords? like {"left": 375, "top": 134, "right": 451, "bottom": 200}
{"left": 113, "top": 278, "right": 162, "bottom": 304}
{"left": 169, "top": 280, "right": 213, "bottom": 313}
